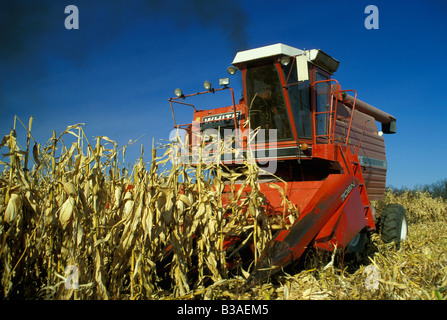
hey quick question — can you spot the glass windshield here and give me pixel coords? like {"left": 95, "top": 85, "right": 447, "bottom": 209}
{"left": 282, "top": 62, "right": 312, "bottom": 139}
{"left": 245, "top": 64, "right": 292, "bottom": 141}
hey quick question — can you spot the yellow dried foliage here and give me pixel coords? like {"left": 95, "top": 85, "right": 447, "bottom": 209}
{"left": 0, "top": 116, "right": 446, "bottom": 300}
{"left": 373, "top": 188, "right": 447, "bottom": 223}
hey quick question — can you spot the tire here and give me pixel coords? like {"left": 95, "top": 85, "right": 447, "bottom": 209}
{"left": 380, "top": 204, "right": 408, "bottom": 248}
{"left": 346, "top": 232, "right": 370, "bottom": 266}
{"left": 347, "top": 232, "right": 369, "bottom": 253}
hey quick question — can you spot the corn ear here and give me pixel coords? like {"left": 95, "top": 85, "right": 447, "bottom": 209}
{"left": 59, "top": 197, "right": 74, "bottom": 229}
{"left": 59, "top": 180, "right": 77, "bottom": 198}
{"left": 4, "top": 193, "right": 22, "bottom": 223}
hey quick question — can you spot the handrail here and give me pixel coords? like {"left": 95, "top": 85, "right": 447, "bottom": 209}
{"left": 169, "top": 86, "right": 238, "bottom": 130}
{"left": 311, "top": 79, "right": 341, "bottom": 145}
{"left": 169, "top": 86, "right": 239, "bottom": 147}
{"left": 338, "top": 89, "right": 357, "bottom": 145}
{"left": 169, "top": 100, "right": 196, "bottom": 126}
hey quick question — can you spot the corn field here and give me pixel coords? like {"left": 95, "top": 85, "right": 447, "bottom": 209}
{"left": 1, "top": 116, "right": 446, "bottom": 300}
{"left": 0, "top": 116, "right": 273, "bottom": 299}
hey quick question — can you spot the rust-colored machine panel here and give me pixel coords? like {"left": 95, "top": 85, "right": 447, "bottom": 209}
{"left": 334, "top": 102, "right": 388, "bottom": 200}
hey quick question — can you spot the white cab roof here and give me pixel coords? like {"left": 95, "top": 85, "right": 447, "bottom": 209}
{"left": 232, "top": 43, "right": 340, "bottom": 73}
{"left": 232, "top": 43, "right": 304, "bottom": 65}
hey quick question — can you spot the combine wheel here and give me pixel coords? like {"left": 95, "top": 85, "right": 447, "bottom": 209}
{"left": 347, "top": 232, "right": 369, "bottom": 253}
{"left": 380, "top": 204, "right": 408, "bottom": 249}
{"left": 346, "top": 232, "right": 371, "bottom": 265}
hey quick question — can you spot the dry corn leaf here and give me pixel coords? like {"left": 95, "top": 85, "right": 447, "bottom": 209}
{"left": 1, "top": 116, "right": 446, "bottom": 300}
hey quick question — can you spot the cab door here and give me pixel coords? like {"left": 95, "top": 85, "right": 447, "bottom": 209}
{"left": 312, "top": 68, "right": 331, "bottom": 141}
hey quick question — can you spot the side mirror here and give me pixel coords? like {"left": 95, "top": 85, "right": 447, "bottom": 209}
{"left": 296, "top": 55, "right": 309, "bottom": 82}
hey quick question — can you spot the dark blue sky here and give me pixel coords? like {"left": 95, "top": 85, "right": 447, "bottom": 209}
{"left": 1, "top": 0, "right": 446, "bottom": 188}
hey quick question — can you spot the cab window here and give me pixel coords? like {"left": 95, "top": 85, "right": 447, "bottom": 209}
{"left": 282, "top": 62, "right": 312, "bottom": 139}
{"left": 245, "top": 64, "right": 292, "bottom": 141}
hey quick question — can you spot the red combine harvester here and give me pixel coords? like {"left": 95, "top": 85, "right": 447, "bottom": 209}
{"left": 169, "top": 43, "right": 408, "bottom": 285}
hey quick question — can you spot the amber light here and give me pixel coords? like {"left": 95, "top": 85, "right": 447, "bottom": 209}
{"left": 300, "top": 143, "right": 308, "bottom": 151}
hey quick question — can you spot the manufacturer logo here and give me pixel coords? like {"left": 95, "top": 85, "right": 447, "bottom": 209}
{"left": 341, "top": 181, "right": 356, "bottom": 202}
{"left": 202, "top": 111, "right": 241, "bottom": 123}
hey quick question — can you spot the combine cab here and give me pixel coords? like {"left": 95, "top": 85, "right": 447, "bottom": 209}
{"left": 168, "top": 43, "right": 406, "bottom": 285}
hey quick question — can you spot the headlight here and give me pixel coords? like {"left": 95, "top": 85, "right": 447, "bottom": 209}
{"left": 227, "top": 66, "right": 238, "bottom": 75}
{"left": 219, "top": 78, "right": 229, "bottom": 86}
{"left": 203, "top": 81, "right": 212, "bottom": 90}
{"left": 280, "top": 56, "right": 291, "bottom": 66}
{"left": 174, "top": 88, "right": 183, "bottom": 97}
